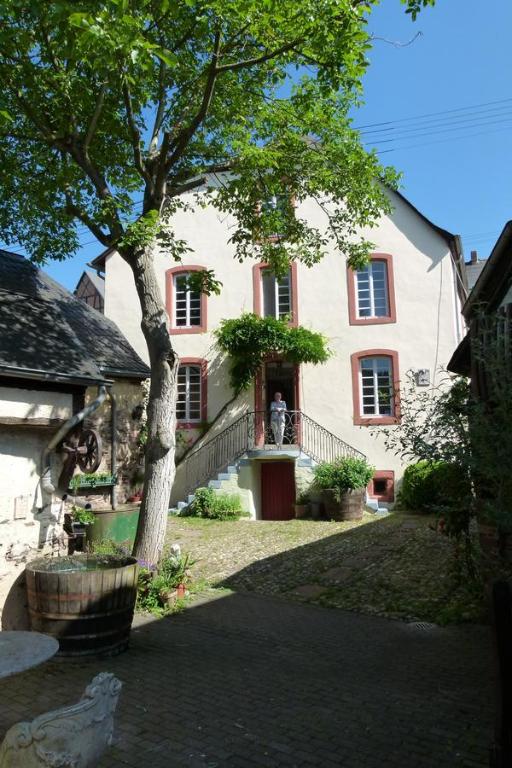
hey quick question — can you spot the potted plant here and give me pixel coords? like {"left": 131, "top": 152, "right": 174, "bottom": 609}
{"left": 294, "top": 490, "right": 310, "bottom": 519}
{"left": 156, "top": 548, "right": 194, "bottom": 608}
{"left": 64, "top": 504, "right": 96, "bottom": 552}
{"left": 313, "top": 457, "right": 374, "bottom": 521}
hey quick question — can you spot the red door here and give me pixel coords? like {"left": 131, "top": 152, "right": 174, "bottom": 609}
{"left": 261, "top": 462, "right": 296, "bottom": 520}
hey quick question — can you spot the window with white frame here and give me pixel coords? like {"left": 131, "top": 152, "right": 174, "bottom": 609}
{"left": 355, "top": 260, "right": 389, "bottom": 318}
{"left": 173, "top": 272, "right": 201, "bottom": 327}
{"left": 176, "top": 365, "right": 202, "bottom": 421}
{"left": 359, "top": 356, "right": 394, "bottom": 416}
{"left": 261, "top": 269, "right": 292, "bottom": 320}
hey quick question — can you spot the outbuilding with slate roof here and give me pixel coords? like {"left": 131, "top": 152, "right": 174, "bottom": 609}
{"left": 0, "top": 250, "right": 149, "bottom": 630}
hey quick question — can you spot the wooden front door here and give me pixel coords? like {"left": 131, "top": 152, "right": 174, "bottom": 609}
{"left": 261, "top": 461, "right": 296, "bottom": 520}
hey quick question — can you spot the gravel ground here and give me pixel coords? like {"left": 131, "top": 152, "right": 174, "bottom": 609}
{"left": 166, "top": 512, "right": 486, "bottom": 624}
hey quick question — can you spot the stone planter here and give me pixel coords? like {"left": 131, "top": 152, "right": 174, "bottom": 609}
{"left": 321, "top": 488, "right": 365, "bottom": 522}
{"left": 25, "top": 555, "right": 139, "bottom": 656}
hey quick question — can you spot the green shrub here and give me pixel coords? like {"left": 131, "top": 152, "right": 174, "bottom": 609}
{"left": 188, "top": 487, "right": 243, "bottom": 520}
{"left": 313, "top": 457, "right": 374, "bottom": 502}
{"left": 136, "top": 549, "right": 194, "bottom": 615}
{"left": 399, "top": 460, "right": 471, "bottom": 513}
{"left": 70, "top": 505, "right": 96, "bottom": 525}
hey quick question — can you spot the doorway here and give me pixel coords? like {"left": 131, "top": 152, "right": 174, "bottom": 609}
{"left": 261, "top": 461, "right": 296, "bottom": 520}
{"left": 255, "top": 361, "right": 300, "bottom": 446}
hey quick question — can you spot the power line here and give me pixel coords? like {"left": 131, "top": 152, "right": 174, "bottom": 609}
{"left": 365, "top": 114, "right": 512, "bottom": 147}
{"left": 359, "top": 106, "right": 512, "bottom": 139}
{"left": 374, "top": 122, "right": 512, "bottom": 155}
{"left": 353, "top": 96, "right": 512, "bottom": 131}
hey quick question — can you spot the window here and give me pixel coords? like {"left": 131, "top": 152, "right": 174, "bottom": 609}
{"left": 174, "top": 273, "right": 201, "bottom": 327}
{"left": 347, "top": 254, "right": 396, "bottom": 325}
{"left": 165, "top": 266, "right": 207, "bottom": 334}
{"left": 360, "top": 357, "right": 393, "bottom": 416}
{"left": 356, "top": 261, "right": 389, "bottom": 318}
{"left": 351, "top": 350, "right": 400, "bottom": 425}
{"left": 368, "top": 471, "right": 395, "bottom": 502}
{"left": 261, "top": 269, "right": 292, "bottom": 320}
{"left": 176, "top": 361, "right": 207, "bottom": 424}
{"left": 253, "top": 263, "right": 298, "bottom": 325}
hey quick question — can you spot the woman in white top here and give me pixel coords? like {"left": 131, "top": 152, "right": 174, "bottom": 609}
{"left": 270, "top": 392, "right": 287, "bottom": 449}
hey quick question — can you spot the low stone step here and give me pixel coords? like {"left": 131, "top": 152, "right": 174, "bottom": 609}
{"left": 217, "top": 473, "right": 233, "bottom": 481}
{"left": 176, "top": 501, "right": 188, "bottom": 510}
{"left": 208, "top": 480, "right": 222, "bottom": 489}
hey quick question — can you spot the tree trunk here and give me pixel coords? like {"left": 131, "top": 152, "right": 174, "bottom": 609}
{"left": 127, "top": 245, "right": 178, "bottom": 565}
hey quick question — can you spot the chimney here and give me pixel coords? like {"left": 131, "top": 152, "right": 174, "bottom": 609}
{"left": 470, "top": 250, "right": 478, "bottom": 264}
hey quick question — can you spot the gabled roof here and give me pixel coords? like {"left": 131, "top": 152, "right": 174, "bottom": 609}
{"left": 448, "top": 221, "right": 512, "bottom": 377}
{"left": 461, "top": 221, "right": 512, "bottom": 318}
{"left": 75, "top": 269, "right": 105, "bottom": 298}
{"left": 0, "top": 250, "right": 149, "bottom": 386}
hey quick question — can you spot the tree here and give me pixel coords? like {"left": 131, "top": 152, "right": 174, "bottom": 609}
{"left": 0, "top": 0, "right": 434, "bottom": 564}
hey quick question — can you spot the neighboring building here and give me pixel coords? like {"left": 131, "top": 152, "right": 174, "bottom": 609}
{"left": 74, "top": 269, "right": 105, "bottom": 312}
{"left": 0, "top": 250, "right": 149, "bottom": 627}
{"left": 91, "top": 180, "right": 467, "bottom": 519}
{"left": 465, "top": 249, "right": 487, "bottom": 292}
{"left": 449, "top": 221, "right": 512, "bottom": 381}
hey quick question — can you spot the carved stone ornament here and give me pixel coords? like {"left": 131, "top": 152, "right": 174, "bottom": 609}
{"left": 0, "top": 672, "right": 122, "bottom": 767}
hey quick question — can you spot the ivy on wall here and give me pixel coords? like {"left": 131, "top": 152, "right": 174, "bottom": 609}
{"left": 214, "top": 313, "right": 331, "bottom": 394}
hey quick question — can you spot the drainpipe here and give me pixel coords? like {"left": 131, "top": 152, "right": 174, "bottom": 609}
{"left": 41, "top": 385, "right": 108, "bottom": 496}
{"left": 108, "top": 389, "right": 117, "bottom": 510}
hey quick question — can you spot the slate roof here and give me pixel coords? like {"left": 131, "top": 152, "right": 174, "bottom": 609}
{"left": 0, "top": 250, "right": 149, "bottom": 386}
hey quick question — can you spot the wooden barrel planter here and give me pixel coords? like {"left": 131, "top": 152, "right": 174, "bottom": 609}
{"left": 321, "top": 489, "right": 365, "bottom": 521}
{"left": 25, "top": 555, "right": 139, "bottom": 657}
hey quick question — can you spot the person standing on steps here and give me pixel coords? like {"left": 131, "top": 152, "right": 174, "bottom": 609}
{"left": 270, "top": 391, "right": 287, "bottom": 449}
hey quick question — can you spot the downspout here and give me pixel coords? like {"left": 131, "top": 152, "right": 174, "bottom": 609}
{"left": 108, "top": 388, "right": 117, "bottom": 510}
{"left": 40, "top": 385, "right": 108, "bottom": 496}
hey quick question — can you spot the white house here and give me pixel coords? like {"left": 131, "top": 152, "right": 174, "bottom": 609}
{"left": 91, "top": 181, "right": 466, "bottom": 519}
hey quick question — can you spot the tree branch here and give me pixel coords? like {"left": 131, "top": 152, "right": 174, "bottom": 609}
{"left": 164, "top": 29, "right": 222, "bottom": 175}
{"left": 216, "top": 38, "right": 302, "bottom": 73}
{"left": 122, "top": 79, "right": 153, "bottom": 187}
{"left": 84, "top": 83, "right": 106, "bottom": 151}
{"left": 149, "top": 61, "right": 167, "bottom": 153}
{"left": 64, "top": 193, "right": 114, "bottom": 248}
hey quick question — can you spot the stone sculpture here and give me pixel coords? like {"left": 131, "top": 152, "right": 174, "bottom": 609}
{"left": 0, "top": 672, "right": 122, "bottom": 767}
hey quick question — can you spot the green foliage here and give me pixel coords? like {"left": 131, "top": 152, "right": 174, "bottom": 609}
{"left": 136, "top": 550, "right": 193, "bottom": 615}
{"left": 313, "top": 457, "right": 374, "bottom": 501}
{"left": 0, "top": 0, "right": 424, "bottom": 270}
{"left": 188, "top": 487, "right": 244, "bottom": 520}
{"left": 87, "top": 539, "right": 130, "bottom": 556}
{"left": 215, "top": 313, "right": 330, "bottom": 394}
{"left": 399, "top": 461, "right": 471, "bottom": 516}
{"left": 70, "top": 505, "right": 96, "bottom": 525}
{"left": 70, "top": 472, "right": 116, "bottom": 487}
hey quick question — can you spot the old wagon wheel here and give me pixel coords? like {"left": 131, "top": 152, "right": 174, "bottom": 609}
{"left": 77, "top": 429, "right": 103, "bottom": 473}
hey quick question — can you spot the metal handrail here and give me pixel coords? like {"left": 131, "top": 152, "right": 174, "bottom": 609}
{"left": 182, "top": 409, "right": 365, "bottom": 498}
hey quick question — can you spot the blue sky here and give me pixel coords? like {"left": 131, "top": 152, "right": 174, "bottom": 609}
{"left": 21, "top": 0, "right": 512, "bottom": 289}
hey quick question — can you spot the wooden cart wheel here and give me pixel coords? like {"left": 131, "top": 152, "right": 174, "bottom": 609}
{"left": 77, "top": 429, "right": 103, "bottom": 473}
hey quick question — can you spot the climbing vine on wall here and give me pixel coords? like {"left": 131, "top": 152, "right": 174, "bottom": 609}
{"left": 214, "top": 313, "right": 331, "bottom": 395}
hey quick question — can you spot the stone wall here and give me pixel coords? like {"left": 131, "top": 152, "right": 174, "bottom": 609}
{"left": 73, "top": 380, "right": 146, "bottom": 509}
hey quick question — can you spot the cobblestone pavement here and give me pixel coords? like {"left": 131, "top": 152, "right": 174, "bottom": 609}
{"left": 169, "top": 515, "right": 486, "bottom": 624}
{"left": 0, "top": 592, "right": 493, "bottom": 767}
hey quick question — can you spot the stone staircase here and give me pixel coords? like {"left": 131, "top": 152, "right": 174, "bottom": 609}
{"left": 169, "top": 449, "right": 389, "bottom": 517}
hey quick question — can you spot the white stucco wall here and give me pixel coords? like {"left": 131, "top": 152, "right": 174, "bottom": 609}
{"left": 0, "top": 387, "right": 73, "bottom": 422}
{"left": 0, "top": 388, "right": 71, "bottom": 628}
{"left": 104, "top": 185, "right": 463, "bottom": 496}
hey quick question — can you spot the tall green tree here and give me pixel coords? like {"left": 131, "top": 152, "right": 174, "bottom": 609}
{"left": 0, "top": 0, "right": 434, "bottom": 563}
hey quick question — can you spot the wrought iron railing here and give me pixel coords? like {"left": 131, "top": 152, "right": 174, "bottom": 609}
{"left": 182, "top": 410, "right": 365, "bottom": 499}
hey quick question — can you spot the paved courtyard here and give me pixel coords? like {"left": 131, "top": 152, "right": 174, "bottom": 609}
{"left": 0, "top": 591, "right": 494, "bottom": 767}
